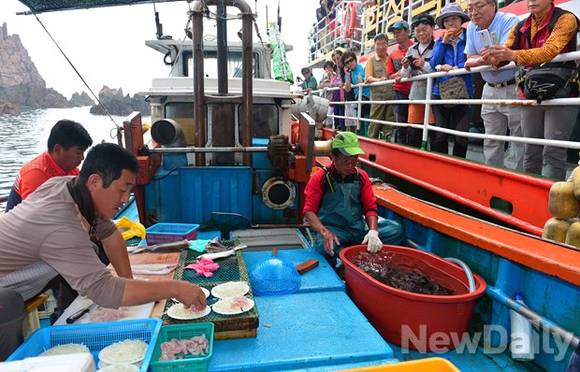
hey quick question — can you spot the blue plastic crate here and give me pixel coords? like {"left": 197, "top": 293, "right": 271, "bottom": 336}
{"left": 146, "top": 223, "right": 200, "bottom": 244}
{"left": 8, "top": 318, "right": 162, "bottom": 372}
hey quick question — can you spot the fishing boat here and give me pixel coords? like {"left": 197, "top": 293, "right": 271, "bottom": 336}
{"left": 307, "top": 0, "right": 580, "bottom": 237}
{"left": 2, "top": 0, "right": 579, "bottom": 371}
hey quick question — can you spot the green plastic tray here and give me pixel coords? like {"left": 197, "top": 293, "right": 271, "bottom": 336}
{"left": 149, "top": 322, "right": 214, "bottom": 372}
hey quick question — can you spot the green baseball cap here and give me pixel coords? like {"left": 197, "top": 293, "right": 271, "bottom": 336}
{"left": 331, "top": 132, "right": 365, "bottom": 156}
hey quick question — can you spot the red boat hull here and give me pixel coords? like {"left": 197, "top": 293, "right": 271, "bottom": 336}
{"left": 322, "top": 129, "right": 553, "bottom": 236}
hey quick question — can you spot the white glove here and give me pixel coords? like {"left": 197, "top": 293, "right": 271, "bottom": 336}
{"left": 362, "top": 230, "right": 382, "bottom": 253}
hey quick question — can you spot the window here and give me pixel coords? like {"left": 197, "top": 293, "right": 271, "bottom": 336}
{"left": 238, "top": 104, "right": 279, "bottom": 138}
{"left": 183, "top": 51, "right": 260, "bottom": 78}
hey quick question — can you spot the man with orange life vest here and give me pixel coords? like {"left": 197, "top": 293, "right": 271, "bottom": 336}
{"left": 5, "top": 120, "right": 92, "bottom": 212}
{"left": 303, "top": 132, "right": 404, "bottom": 265}
{"left": 387, "top": 21, "right": 413, "bottom": 144}
{"left": 482, "top": 0, "right": 579, "bottom": 179}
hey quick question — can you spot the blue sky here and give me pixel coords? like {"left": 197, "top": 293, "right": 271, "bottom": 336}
{"left": 2, "top": 0, "right": 317, "bottom": 98}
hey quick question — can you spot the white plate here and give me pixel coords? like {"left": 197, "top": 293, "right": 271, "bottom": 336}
{"left": 172, "top": 287, "right": 210, "bottom": 303}
{"left": 98, "top": 340, "right": 148, "bottom": 365}
{"left": 166, "top": 303, "right": 211, "bottom": 320}
{"left": 211, "top": 281, "right": 250, "bottom": 299}
{"left": 98, "top": 360, "right": 142, "bottom": 369}
{"left": 98, "top": 363, "right": 140, "bottom": 372}
{"left": 212, "top": 297, "right": 255, "bottom": 315}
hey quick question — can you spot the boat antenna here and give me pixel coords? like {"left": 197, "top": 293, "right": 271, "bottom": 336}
{"left": 265, "top": 5, "right": 269, "bottom": 35}
{"left": 154, "top": 2, "right": 163, "bottom": 40}
{"left": 30, "top": 12, "right": 121, "bottom": 139}
{"left": 153, "top": 2, "right": 173, "bottom": 40}
{"left": 167, "top": 4, "right": 193, "bottom": 77}
{"left": 277, "top": 0, "right": 281, "bottom": 32}
{"left": 253, "top": 1, "right": 265, "bottom": 47}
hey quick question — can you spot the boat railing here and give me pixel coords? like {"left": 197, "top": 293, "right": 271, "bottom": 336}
{"left": 308, "top": 0, "right": 364, "bottom": 63}
{"left": 310, "top": 50, "right": 580, "bottom": 153}
{"left": 308, "top": 0, "right": 457, "bottom": 64}
{"left": 360, "top": 0, "right": 444, "bottom": 54}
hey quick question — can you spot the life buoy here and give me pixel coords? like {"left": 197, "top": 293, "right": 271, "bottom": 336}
{"left": 342, "top": 2, "right": 359, "bottom": 40}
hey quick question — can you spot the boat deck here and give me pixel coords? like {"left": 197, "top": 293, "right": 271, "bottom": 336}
{"left": 209, "top": 244, "right": 542, "bottom": 371}
{"left": 210, "top": 291, "right": 394, "bottom": 371}
{"left": 117, "top": 202, "right": 565, "bottom": 371}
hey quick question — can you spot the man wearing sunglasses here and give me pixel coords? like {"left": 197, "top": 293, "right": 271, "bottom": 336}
{"left": 464, "top": 0, "right": 523, "bottom": 171}
{"left": 303, "top": 132, "right": 404, "bottom": 265}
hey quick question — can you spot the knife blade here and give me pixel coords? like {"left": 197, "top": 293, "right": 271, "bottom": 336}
{"left": 66, "top": 303, "right": 96, "bottom": 324}
{"left": 198, "top": 244, "right": 248, "bottom": 260}
{"left": 129, "top": 240, "right": 190, "bottom": 254}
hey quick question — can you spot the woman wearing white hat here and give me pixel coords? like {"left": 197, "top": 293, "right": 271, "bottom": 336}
{"left": 428, "top": 3, "right": 474, "bottom": 159}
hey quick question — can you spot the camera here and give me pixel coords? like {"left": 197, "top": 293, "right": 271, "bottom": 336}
{"left": 406, "top": 56, "right": 419, "bottom": 70}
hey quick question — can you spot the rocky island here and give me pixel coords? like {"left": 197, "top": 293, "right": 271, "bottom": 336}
{"left": 0, "top": 22, "right": 69, "bottom": 114}
{"left": 90, "top": 86, "right": 150, "bottom": 117}
{"left": 0, "top": 22, "right": 149, "bottom": 116}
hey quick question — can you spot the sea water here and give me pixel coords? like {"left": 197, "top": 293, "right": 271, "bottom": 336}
{"left": 0, "top": 106, "right": 149, "bottom": 201}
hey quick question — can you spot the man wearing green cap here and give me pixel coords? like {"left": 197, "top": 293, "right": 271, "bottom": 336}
{"left": 303, "top": 132, "right": 404, "bottom": 260}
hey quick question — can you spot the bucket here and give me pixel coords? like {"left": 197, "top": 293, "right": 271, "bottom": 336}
{"left": 339, "top": 245, "right": 486, "bottom": 352}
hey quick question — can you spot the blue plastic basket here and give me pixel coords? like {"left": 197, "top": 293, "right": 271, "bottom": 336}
{"left": 150, "top": 323, "right": 214, "bottom": 372}
{"left": 8, "top": 318, "right": 162, "bottom": 372}
{"left": 249, "top": 256, "right": 301, "bottom": 296}
{"left": 146, "top": 223, "right": 200, "bottom": 244}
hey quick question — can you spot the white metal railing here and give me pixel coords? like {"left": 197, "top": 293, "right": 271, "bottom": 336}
{"left": 310, "top": 50, "right": 580, "bottom": 150}
{"left": 308, "top": 0, "right": 364, "bottom": 62}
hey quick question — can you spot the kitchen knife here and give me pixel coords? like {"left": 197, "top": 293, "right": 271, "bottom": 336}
{"left": 129, "top": 240, "right": 190, "bottom": 254}
{"left": 198, "top": 244, "right": 248, "bottom": 260}
{"left": 66, "top": 303, "right": 96, "bottom": 324}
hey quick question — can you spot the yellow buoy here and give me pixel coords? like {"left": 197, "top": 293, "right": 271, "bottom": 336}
{"left": 565, "top": 221, "right": 580, "bottom": 248}
{"left": 542, "top": 218, "right": 570, "bottom": 243}
{"left": 569, "top": 166, "right": 580, "bottom": 200}
{"left": 548, "top": 182, "right": 579, "bottom": 219}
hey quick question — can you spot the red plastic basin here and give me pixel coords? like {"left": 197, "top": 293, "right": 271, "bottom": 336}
{"left": 339, "top": 245, "right": 486, "bottom": 352}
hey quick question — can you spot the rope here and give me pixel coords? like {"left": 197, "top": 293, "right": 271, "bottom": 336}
{"left": 166, "top": 3, "right": 192, "bottom": 77}
{"left": 32, "top": 13, "right": 121, "bottom": 138}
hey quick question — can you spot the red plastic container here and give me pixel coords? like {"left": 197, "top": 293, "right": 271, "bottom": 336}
{"left": 340, "top": 245, "right": 486, "bottom": 352}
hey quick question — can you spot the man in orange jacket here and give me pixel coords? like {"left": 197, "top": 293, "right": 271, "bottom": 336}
{"left": 5, "top": 119, "right": 92, "bottom": 212}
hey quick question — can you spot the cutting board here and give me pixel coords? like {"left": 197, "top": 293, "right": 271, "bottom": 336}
{"left": 54, "top": 296, "right": 154, "bottom": 325}
{"left": 162, "top": 250, "right": 259, "bottom": 340}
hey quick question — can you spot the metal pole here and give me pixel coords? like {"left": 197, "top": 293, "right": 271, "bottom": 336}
{"left": 217, "top": 0, "right": 228, "bottom": 95}
{"left": 357, "top": 82, "right": 363, "bottom": 134}
{"left": 241, "top": 8, "right": 254, "bottom": 166}
{"left": 421, "top": 76, "right": 433, "bottom": 150}
{"left": 191, "top": 5, "right": 206, "bottom": 166}
{"left": 487, "top": 287, "right": 579, "bottom": 348}
{"left": 149, "top": 146, "right": 268, "bottom": 153}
